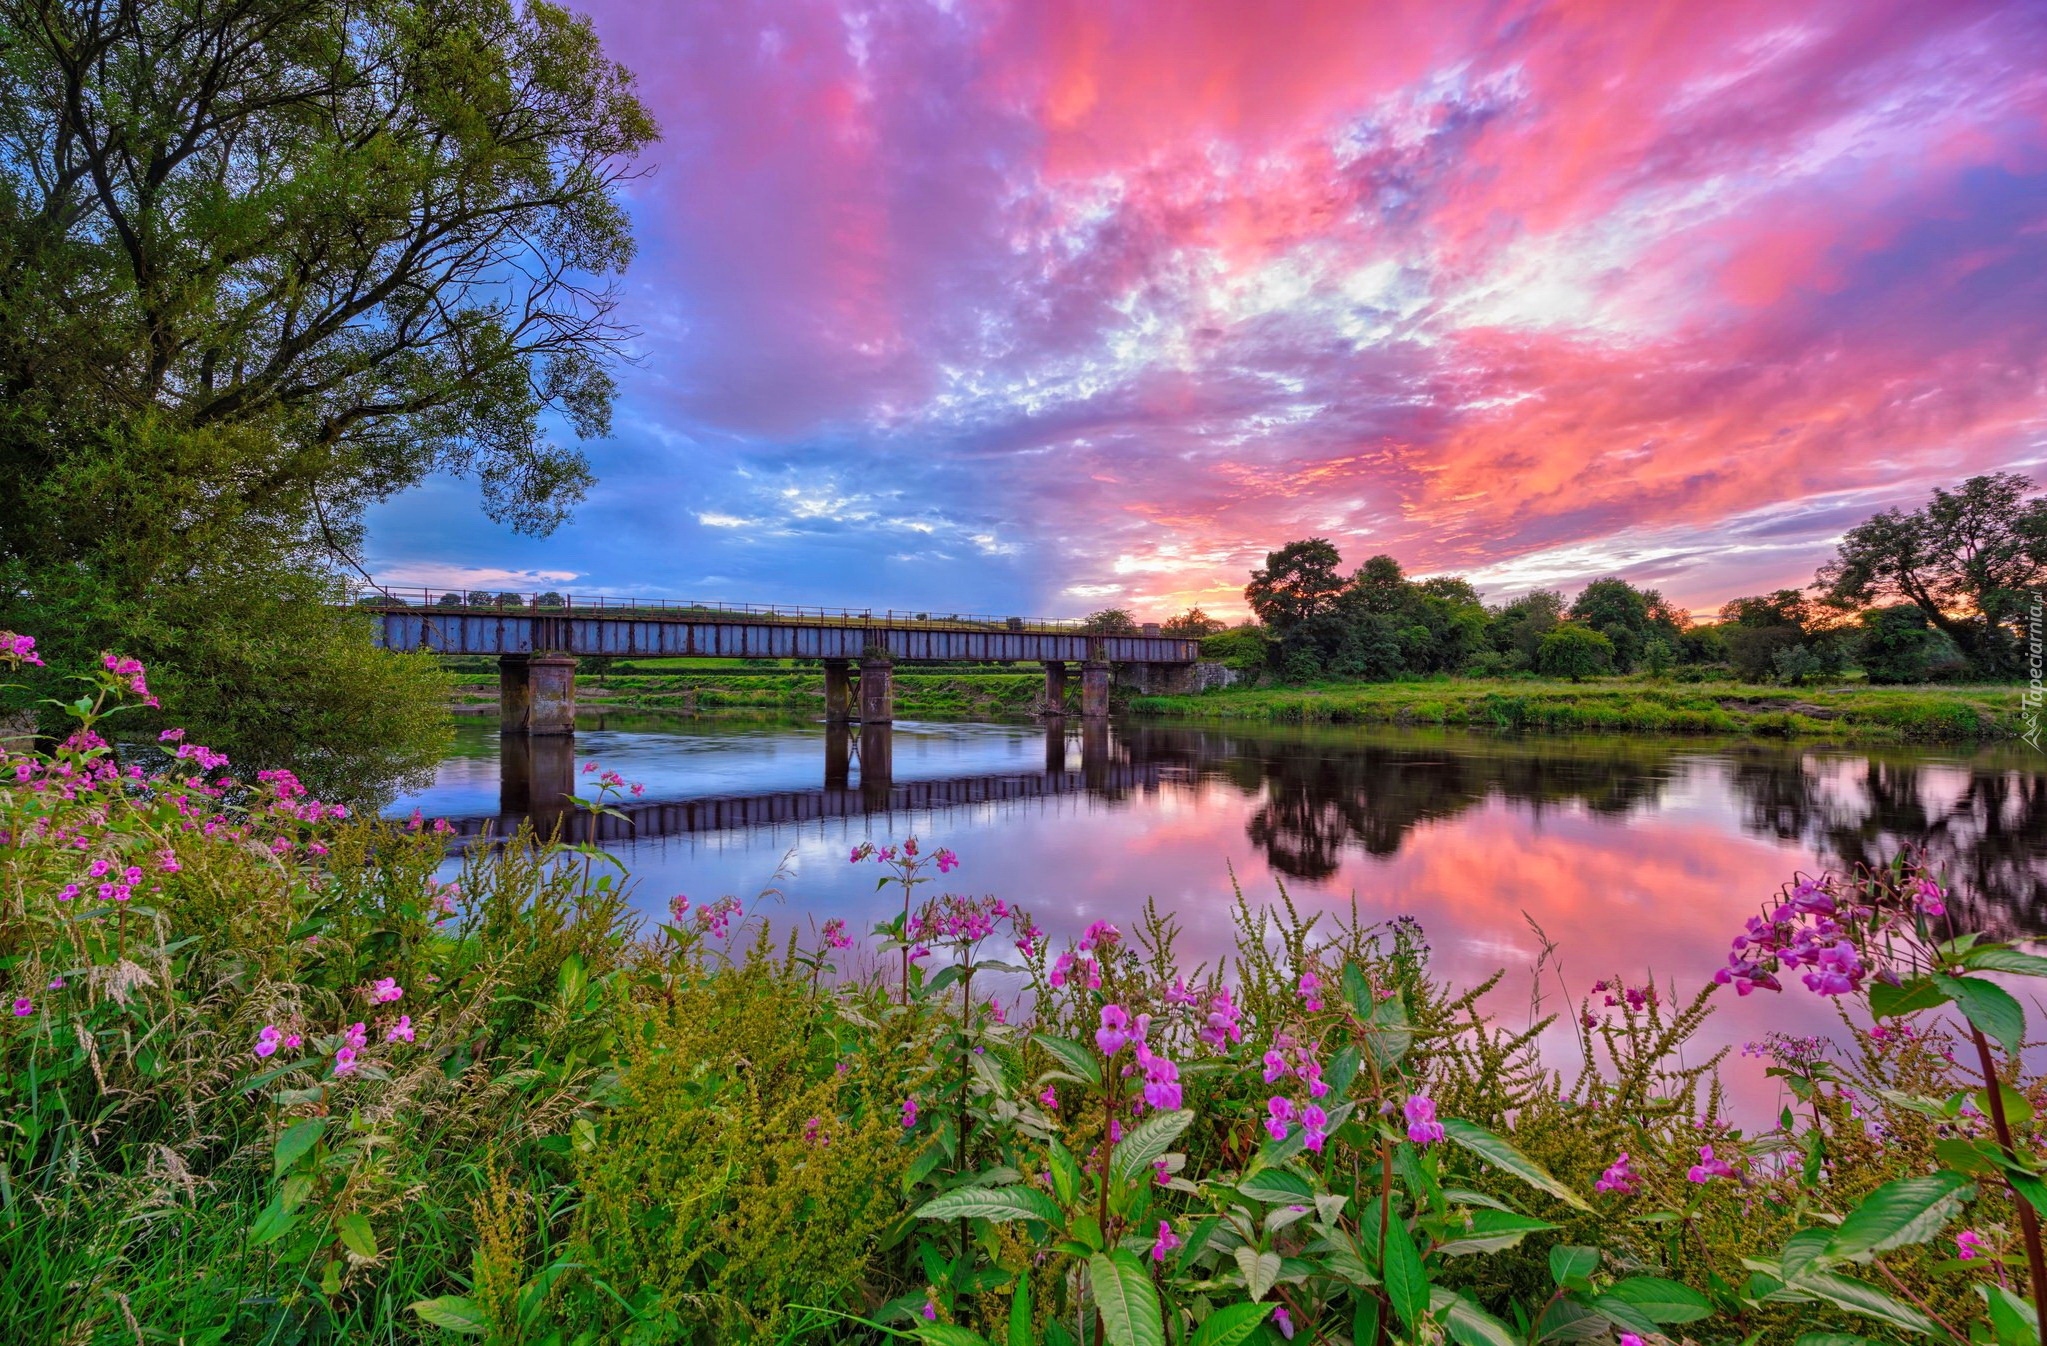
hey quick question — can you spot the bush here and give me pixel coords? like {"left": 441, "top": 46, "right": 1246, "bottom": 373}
{"left": 1535, "top": 622, "right": 1614, "bottom": 681}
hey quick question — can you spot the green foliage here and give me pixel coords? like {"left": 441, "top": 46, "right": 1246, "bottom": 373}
{"left": 1858, "top": 605, "right": 1969, "bottom": 684}
{"left": 1535, "top": 622, "right": 1614, "bottom": 681}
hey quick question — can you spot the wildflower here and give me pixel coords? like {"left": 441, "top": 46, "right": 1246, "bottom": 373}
{"left": 386, "top": 1016, "right": 415, "bottom": 1044}
{"left": 901, "top": 1098, "right": 919, "bottom": 1129}
{"left": 1618, "top": 1336, "right": 1645, "bottom": 1346}
{"left": 1165, "top": 978, "right": 1198, "bottom": 1007}
{"left": 5, "top": 632, "right": 44, "bottom": 666}
{"left": 158, "top": 727, "right": 185, "bottom": 742}
{"left": 581, "top": 762, "right": 597, "bottom": 774}
{"left": 1266, "top": 1096, "right": 1295, "bottom": 1141}
{"left": 1201, "top": 990, "right": 1244, "bottom": 1048}
{"left": 1298, "top": 971, "right": 1323, "bottom": 1011}
{"left": 371, "top": 977, "right": 404, "bottom": 1004}
{"left": 46, "top": 977, "right": 64, "bottom": 990}
{"left": 344, "top": 1022, "right": 368, "bottom": 1051}
{"left": 1081, "top": 920, "right": 1120, "bottom": 950}
{"left": 58, "top": 884, "right": 78, "bottom": 901}
{"left": 921, "top": 1300, "right": 937, "bottom": 1322}
{"left": 934, "top": 847, "right": 959, "bottom": 874}
{"left": 1151, "top": 1220, "right": 1181, "bottom": 1262}
{"left": 1686, "top": 1144, "right": 1737, "bottom": 1184}
{"left": 1273, "top": 1307, "right": 1294, "bottom": 1340}
{"left": 1403, "top": 1095, "right": 1445, "bottom": 1146}
{"left": 1039, "top": 1085, "right": 1059, "bottom": 1109}
{"left": 821, "top": 917, "right": 853, "bottom": 950}
{"left": 12, "top": 997, "right": 32, "bottom": 1016}
{"left": 1301, "top": 1103, "right": 1329, "bottom": 1153}
{"left": 1957, "top": 1229, "right": 1988, "bottom": 1260}
{"left": 803, "top": 1116, "right": 828, "bottom": 1145}
{"left": 254, "top": 1025, "right": 282, "bottom": 1059}
{"left": 1262, "top": 1049, "right": 1287, "bottom": 1084}
{"left": 1594, "top": 1152, "right": 1638, "bottom": 1195}
{"left": 669, "top": 894, "right": 690, "bottom": 922}
{"left": 1135, "top": 1040, "right": 1182, "bottom": 1110}
{"left": 630, "top": 782, "right": 645, "bottom": 797}
{"left": 1096, "top": 1003, "right": 1132, "bottom": 1055}
{"left": 285, "top": 1033, "right": 303, "bottom": 1049}
{"left": 334, "top": 1047, "right": 359, "bottom": 1075}
{"left": 1914, "top": 876, "right": 1947, "bottom": 917}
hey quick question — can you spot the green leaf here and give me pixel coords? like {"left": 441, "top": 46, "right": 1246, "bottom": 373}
{"left": 1933, "top": 974, "right": 2026, "bottom": 1056}
{"left": 1034, "top": 1034, "right": 1101, "bottom": 1087}
{"left": 1961, "top": 946, "right": 2047, "bottom": 978}
{"left": 1978, "top": 1083, "right": 2036, "bottom": 1130}
{"left": 1826, "top": 1172, "right": 1974, "bottom": 1262}
{"left": 1234, "top": 1246, "right": 1281, "bottom": 1302}
{"left": 914, "top": 1186, "right": 1064, "bottom": 1225}
{"left": 337, "top": 1213, "right": 378, "bottom": 1259}
{"left": 1429, "top": 1288, "right": 1518, "bottom": 1346}
{"left": 273, "top": 1118, "right": 327, "bottom": 1177}
{"left": 247, "top": 1198, "right": 297, "bottom": 1247}
{"left": 1436, "top": 1209, "right": 1558, "bottom": 1257}
{"left": 1532, "top": 1298, "right": 1607, "bottom": 1343}
{"left": 1442, "top": 1120, "right": 1591, "bottom": 1211}
{"left": 1383, "top": 1217, "right": 1429, "bottom": 1331}
{"left": 1867, "top": 975, "right": 1950, "bottom": 1019}
{"left": 1187, "top": 1302, "right": 1273, "bottom": 1346}
{"left": 1588, "top": 1295, "right": 1661, "bottom": 1337}
{"left": 1778, "top": 1227, "right": 1836, "bottom": 1284}
{"left": 1548, "top": 1244, "right": 1600, "bottom": 1291}
{"left": 1237, "top": 1167, "right": 1316, "bottom": 1205}
{"left": 1603, "top": 1276, "right": 1712, "bottom": 1324}
{"left": 1794, "top": 1336, "right": 1884, "bottom": 1346}
{"left": 915, "top": 1327, "right": 991, "bottom": 1346}
{"left": 410, "top": 1297, "right": 488, "bottom": 1334}
{"left": 556, "top": 952, "right": 587, "bottom": 1005}
{"left": 1008, "top": 1275, "right": 1032, "bottom": 1346}
{"left": 1982, "top": 1284, "right": 2042, "bottom": 1346}
{"left": 1088, "top": 1250, "right": 1165, "bottom": 1346}
{"left": 1791, "top": 1269, "right": 1936, "bottom": 1336}
{"left": 1110, "top": 1109, "right": 1194, "bottom": 1186}
{"left": 1048, "top": 1137, "right": 1080, "bottom": 1207}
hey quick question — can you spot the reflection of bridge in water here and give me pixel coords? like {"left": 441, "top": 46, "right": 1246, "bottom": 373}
{"left": 458, "top": 721, "right": 1155, "bottom": 846}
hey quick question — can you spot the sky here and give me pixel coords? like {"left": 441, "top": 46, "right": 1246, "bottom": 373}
{"left": 364, "top": 0, "right": 2047, "bottom": 622}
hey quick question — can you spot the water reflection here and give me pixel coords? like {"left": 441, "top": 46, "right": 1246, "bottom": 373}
{"left": 433, "top": 717, "right": 2047, "bottom": 939}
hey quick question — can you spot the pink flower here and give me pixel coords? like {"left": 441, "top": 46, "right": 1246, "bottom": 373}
{"left": 1272, "top": 1307, "right": 1294, "bottom": 1340}
{"left": 1262, "top": 1050, "right": 1287, "bottom": 1084}
{"left": 1957, "top": 1229, "right": 1988, "bottom": 1260}
{"left": 344, "top": 1021, "right": 368, "bottom": 1051}
{"left": 385, "top": 1015, "right": 415, "bottom": 1044}
{"left": 1150, "top": 1220, "right": 1181, "bottom": 1262}
{"left": 1039, "top": 1085, "right": 1059, "bottom": 1109}
{"left": 370, "top": 977, "right": 404, "bottom": 1004}
{"left": 1618, "top": 1336, "right": 1645, "bottom": 1346}
{"left": 1298, "top": 972, "right": 1323, "bottom": 1011}
{"left": 12, "top": 997, "right": 32, "bottom": 1017}
{"left": 901, "top": 1098, "right": 919, "bottom": 1129}
{"left": 1266, "top": 1095, "right": 1294, "bottom": 1141}
{"left": 1096, "top": 1003, "right": 1132, "bottom": 1055}
{"left": 1403, "top": 1095, "right": 1445, "bottom": 1146}
{"left": 803, "top": 1116, "right": 828, "bottom": 1145}
{"left": 334, "top": 1047, "right": 359, "bottom": 1075}
{"left": 285, "top": 1033, "right": 302, "bottom": 1049}
{"left": 1594, "top": 1152, "right": 1638, "bottom": 1195}
{"left": 921, "top": 1300, "right": 937, "bottom": 1322}
{"left": 934, "top": 847, "right": 959, "bottom": 873}
{"left": 254, "top": 1025, "right": 282, "bottom": 1059}
{"left": 1686, "top": 1144, "right": 1737, "bottom": 1184}
{"left": 158, "top": 728, "right": 185, "bottom": 742}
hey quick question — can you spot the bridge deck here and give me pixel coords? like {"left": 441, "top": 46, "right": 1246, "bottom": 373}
{"left": 368, "top": 609, "right": 1198, "bottom": 664}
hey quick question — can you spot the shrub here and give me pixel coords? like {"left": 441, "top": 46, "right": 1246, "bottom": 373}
{"left": 1535, "top": 622, "right": 1614, "bottom": 681}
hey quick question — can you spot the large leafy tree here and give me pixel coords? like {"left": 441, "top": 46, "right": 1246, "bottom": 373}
{"left": 1816, "top": 472, "right": 2047, "bottom": 675}
{"left": 0, "top": 0, "right": 655, "bottom": 795}
{"left": 1246, "top": 538, "right": 1346, "bottom": 632}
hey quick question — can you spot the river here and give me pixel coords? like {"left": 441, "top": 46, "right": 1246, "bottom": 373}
{"left": 389, "top": 713, "right": 2047, "bottom": 1114}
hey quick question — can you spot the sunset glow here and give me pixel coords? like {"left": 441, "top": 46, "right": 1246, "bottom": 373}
{"left": 369, "top": 0, "right": 2047, "bottom": 617}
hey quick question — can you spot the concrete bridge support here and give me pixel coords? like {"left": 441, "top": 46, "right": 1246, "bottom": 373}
{"left": 500, "top": 654, "right": 577, "bottom": 735}
{"left": 857, "top": 723, "right": 893, "bottom": 809}
{"left": 1044, "top": 722, "right": 1067, "bottom": 773}
{"left": 1080, "top": 660, "right": 1112, "bottom": 718}
{"left": 824, "top": 722, "right": 851, "bottom": 788}
{"left": 1042, "top": 660, "right": 1068, "bottom": 715}
{"left": 823, "top": 659, "right": 854, "bottom": 722}
{"left": 859, "top": 654, "right": 894, "bottom": 724}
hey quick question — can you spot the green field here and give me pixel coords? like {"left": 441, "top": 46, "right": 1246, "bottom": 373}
{"left": 1130, "top": 675, "right": 2028, "bottom": 742}
{"left": 443, "top": 658, "right": 1055, "bottom": 719}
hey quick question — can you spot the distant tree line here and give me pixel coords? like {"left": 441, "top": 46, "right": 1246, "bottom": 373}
{"left": 1171, "top": 472, "right": 2045, "bottom": 686}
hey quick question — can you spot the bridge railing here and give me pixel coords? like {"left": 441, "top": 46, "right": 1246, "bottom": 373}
{"left": 346, "top": 584, "right": 1147, "bottom": 636}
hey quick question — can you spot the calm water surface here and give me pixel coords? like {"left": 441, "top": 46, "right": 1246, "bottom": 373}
{"left": 389, "top": 714, "right": 2047, "bottom": 1113}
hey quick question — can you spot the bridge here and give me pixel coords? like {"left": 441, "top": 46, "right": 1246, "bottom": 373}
{"left": 358, "top": 586, "right": 1204, "bottom": 733}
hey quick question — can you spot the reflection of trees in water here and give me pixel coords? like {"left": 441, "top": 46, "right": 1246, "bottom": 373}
{"left": 1119, "top": 728, "right": 2047, "bottom": 935}
{"left": 1121, "top": 729, "right": 1681, "bottom": 883}
{"left": 1724, "top": 749, "right": 2047, "bottom": 938}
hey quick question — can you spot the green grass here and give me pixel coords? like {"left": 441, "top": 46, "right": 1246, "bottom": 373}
{"left": 447, "top": 666, "right": 1055, "bottom": 719}
{"left": 1129, "top": 675, "right": 2027, "bottom": 742}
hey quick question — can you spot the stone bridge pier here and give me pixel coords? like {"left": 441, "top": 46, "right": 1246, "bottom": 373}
{"left": 500, "top": 654, "right": 577, "bottom": 734}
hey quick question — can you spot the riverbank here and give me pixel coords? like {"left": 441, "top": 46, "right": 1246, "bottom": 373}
{"left": 444, "top": 659, "right": 1049, "bottom": 719}
{"left": 1129, "top": 676, "right": 2027, "bottom": 742}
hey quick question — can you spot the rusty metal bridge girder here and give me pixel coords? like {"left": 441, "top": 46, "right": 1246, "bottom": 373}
{"left": 371, "top": 610, "right": 1200, "bottom": 665}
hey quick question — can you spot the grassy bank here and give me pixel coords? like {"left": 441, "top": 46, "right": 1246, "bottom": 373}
{"left": 444, "top": 658, "right": 1051, "bottom": 719}
{"left": 9, "top": 640, "right": 2047, "bottom": 1344}
{"left": 1131, "top": 675, "right": 2028, "bottom": 742}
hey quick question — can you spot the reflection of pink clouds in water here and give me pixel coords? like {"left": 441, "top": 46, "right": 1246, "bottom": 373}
{"left": 605, "top": 775, "right": 1850, "bottom": 1123}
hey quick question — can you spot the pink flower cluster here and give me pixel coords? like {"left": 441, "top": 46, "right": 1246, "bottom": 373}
{"left": 820, "top": 917, "right": 853, "bottom": 951}
{"left": 101, "top": 653, "right": 158, "bottom": 708}
{"left": 1403, "top": 1095, "right": 1444, "bottom": 1146}
{"left": 1261, "top": 1037, "right": 1332, "bottom": 1150}
{"left": 1049, "top": 921, "right": 1119, "bottom": 990}
{"left": 1594, "top": 1152, "right": 1637, "bottom": 1195}
{"left": 335, "top": 1021, "right": 368, "bottom": 1076}
{"left": 1686, "top": 1144, "right": 1737, "bottom": 1184}
{"left": 1096, "top": 1004, "right": 1184, "bottom": 1111}
{"left": 3, "top": 632, "right": 42, "bottom": 666}
{"left": 693, "top": 895, "right": 743, "bottom": 940}
{"left": 1715, "top": 875, "right": 1865, "bottom": 997}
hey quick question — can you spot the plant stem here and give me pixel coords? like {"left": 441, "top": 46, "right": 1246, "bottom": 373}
{"left": 1373, "top": 1135, "right": 1393, "bottom": 1346}
{"left": 1969, "top": 1025, "right": 2047, "bottom": 1346}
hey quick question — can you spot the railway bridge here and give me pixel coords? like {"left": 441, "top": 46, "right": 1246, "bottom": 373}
{"left": 360, "top": 588, "right": 1203, "bottom": 734}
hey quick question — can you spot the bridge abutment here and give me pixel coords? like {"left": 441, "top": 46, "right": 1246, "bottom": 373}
{"left": 500, "top": 654, "right": 578, "bottom": 735}
{"left": 499, "top": 732, "right": 576, "bottom": 838}
{"left": 858, "top": 654, "right": 894, "bottom": 723}
{"left": 1080, "top": 660, "right": 1111, "bottom": 718}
